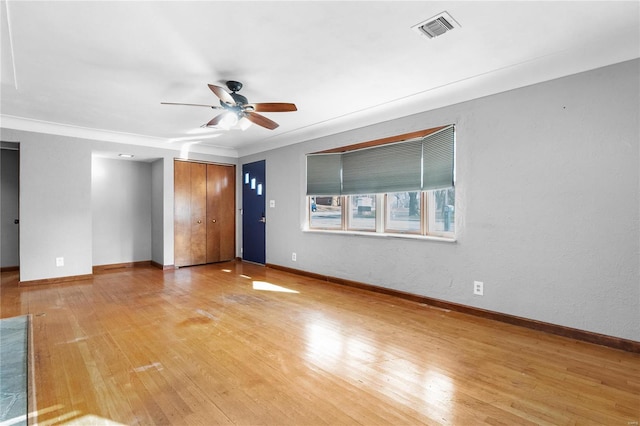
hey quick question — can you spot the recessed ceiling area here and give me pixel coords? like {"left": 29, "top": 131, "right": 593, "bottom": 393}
{"left": 1, "top": 1, "right": 638, "bottom": 157}
{"left": 91, "top": 151, "right": 159, "bottom": 163}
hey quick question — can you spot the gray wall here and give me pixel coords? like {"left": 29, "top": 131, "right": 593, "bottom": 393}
{"left": 151, "top": 158, "right": 164, "bottom": 265}
{"left": 19, "top": 134, "right": 94, "bottom": 281}
{"left": 92, "top": 157, "right": 152, "bottom": 266}
{"left": 0, "top": 128, "right": 236, "bottom": 281}
{"left": 1, "top": 148, "right": 20, "bottom": 267}
{"left": 240, "top": 59, "right": 640, "bottom": 341}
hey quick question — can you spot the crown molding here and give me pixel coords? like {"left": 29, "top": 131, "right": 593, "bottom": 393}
{"left": 0, "top": 114, "right": 239, "bottom": 158}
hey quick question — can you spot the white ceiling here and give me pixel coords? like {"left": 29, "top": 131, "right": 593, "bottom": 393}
{"left": 1, "top": 1, "right": 638, "bottom": 157}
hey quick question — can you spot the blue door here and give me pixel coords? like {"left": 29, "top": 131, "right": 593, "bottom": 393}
{"left": 242, "top": 160, "right": 266, "bottom": 264}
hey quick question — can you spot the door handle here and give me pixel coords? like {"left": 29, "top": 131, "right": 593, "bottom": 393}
{"left": 197, "top": 220, "right": 202, "bottom": 224}
{"left": 211, "top": 219, "right": 217, "bottom": 223}
{"left": 259, "top": 217, "right": 266, "bottom": 223}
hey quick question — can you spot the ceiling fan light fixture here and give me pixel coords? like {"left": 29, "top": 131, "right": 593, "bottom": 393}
{"left": 238, "top": 117, "right": 252, "bottom": 131}
{"left": 218, "top": 111, "right": 239, "bottom": 129}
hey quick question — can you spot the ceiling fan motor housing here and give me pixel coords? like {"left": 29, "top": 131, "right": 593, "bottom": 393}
{"left": 226, "top": 80, "right": 243, "bottom": 93}
{"left": 221, "top": 81, "right": 248, "bottom": 108}
{"left": 230, "top": 92, "right": 248, "bottom": 105}
{"left": 220, "top": 95, "right": 248, "bottom": 114}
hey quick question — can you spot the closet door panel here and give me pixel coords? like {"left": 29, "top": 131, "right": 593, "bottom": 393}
{"left": 174, "top": 160, "right": 192, "bottom": 267}
{"left": 206, "top": 164, "right": 222, "bottom": 263}
{"left": 190, "top": 162, "right": 207, "bottom": 265}
{"left": 206, "top": 164, "right": 236, "bottom": 263}
{"left": 218, "top": 165, "right": 236, "bottom": 261}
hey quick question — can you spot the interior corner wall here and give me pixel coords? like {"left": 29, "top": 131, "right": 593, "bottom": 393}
{"left": 162, "top": 157, "right": 175, "bottom": 267}
{"left": 92, "top": 157, "right": 152, "bottom": 266}
{"left": 151, "top": 158, "right": 164, "bottom": 265}
{"left": 241, "top": 59, "right": 640, "bottom": 342}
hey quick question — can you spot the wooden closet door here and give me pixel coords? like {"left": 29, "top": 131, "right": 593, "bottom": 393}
{"left": 206, "top": 164, "right": 236, "bottom": 263}
{"left": 174, "top": 160, "right": 191, "bottom": 267}
{"left": 174, "top": 160, "right": 207, "bottom": 267}
{"left": 190, "top": 162, "right": 207, "bottom": 264}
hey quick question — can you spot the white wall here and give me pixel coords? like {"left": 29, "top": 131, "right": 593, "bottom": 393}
{"left": 240, "top": 59, "right": 640, "bottom": 341}
{"left": 92, "top": 157, "right": 152, "bottom": 266}
{"left": 1, "top": 147, "right": 20, "bottom": 267}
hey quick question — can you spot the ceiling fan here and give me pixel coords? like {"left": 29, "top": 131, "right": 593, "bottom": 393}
{"left": 161, "top": 81, "right": 297, "bottom": 130}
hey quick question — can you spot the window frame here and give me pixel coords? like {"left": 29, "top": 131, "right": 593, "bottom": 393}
{"left": 306, "top": 188, "right": 455, "bottom": 240}
{"left": 305, "top": 125, "right": 456, "bottom": 241}
{"left": 425, "top": 187, "right": 456, "bottom": 239}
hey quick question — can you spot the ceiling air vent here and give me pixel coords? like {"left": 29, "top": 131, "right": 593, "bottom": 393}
{"left": 412, "top": 11, "right": 460, "bottom": 39}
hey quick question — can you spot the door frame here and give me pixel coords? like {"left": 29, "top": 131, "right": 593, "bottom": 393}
{"left": 241, "top": 160, "right": 266, "bottom": 264}
{"left": 0, "top": 142, "right": 20, "bottom": 273}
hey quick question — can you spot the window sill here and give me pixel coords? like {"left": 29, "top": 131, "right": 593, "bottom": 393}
{"left": 303, "top": 228, "right": 456, "bottom": 243}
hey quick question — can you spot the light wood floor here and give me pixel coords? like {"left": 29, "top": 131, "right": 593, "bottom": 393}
{"left": 1, "top": 261, "right": 638, "bottom": 425}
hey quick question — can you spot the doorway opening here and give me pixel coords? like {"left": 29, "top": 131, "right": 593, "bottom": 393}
{"left": 1, "top": 141, "right": 20, "bottom": 272}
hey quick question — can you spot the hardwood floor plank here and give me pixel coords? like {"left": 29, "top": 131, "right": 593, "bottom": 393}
{"left": 1, "top": 263, "right": 639, "bottom": 425}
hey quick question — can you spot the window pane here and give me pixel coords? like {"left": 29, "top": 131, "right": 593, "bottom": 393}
{"left": 385, "top": 192, "right": 421, "bottom": 233}
{"left": 347, "top": 195, "right": 376, "bottom": 231}
{"left": 309, "top": 196, "right": 342, "bottom": 229}
{"left": 427, "top": 187, "right": 455, "bottom": 235}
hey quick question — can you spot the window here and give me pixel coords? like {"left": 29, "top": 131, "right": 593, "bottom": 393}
{"left": 308, "top": 188, "right": 454, "bottom": 238}
{"left": 347, "top": 194, "right": 376, "bottom": 231}
{"left": 385, "top": 192, "right": 422, "bottom": 233}
{"left": 306, "top": 125, "right": 455, "bottom": 239}
{"left": 427, "top": 187, "right": 455, "bottom": 236}
{"left": 309, "top": 196, "right": 343, "bottom": 229}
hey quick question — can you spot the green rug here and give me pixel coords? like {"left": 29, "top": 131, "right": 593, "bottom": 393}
{"left": 0, "top": 315, "right": 29, "bottom": 426}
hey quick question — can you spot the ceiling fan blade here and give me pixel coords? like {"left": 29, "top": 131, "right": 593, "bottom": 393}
{"left": 249, "top": 103, "right": 297, "bottom": 112}
{"left": 161, "top": 102, "right": 222, "bottom": 109}
{"left": 205, "top": 113, "right": 227, "bottom": 127}
{"left": 245, "top": 112, "right": 279, "bottom": 130}
{"left": 208, "top": 84, "right": 235, "bottom": 105}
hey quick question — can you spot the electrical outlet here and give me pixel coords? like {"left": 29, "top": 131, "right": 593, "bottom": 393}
{"left": 56, "top": 257, "right": 64, "bottom": 267}
{"left": 270, "top": 200, "right": 276, "bottom": 208}
{"left": 474, "top": 281, "right": 483, "bottom": 296}
{"left": 292, "top": 252, "right": 297, "bottom": 261}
